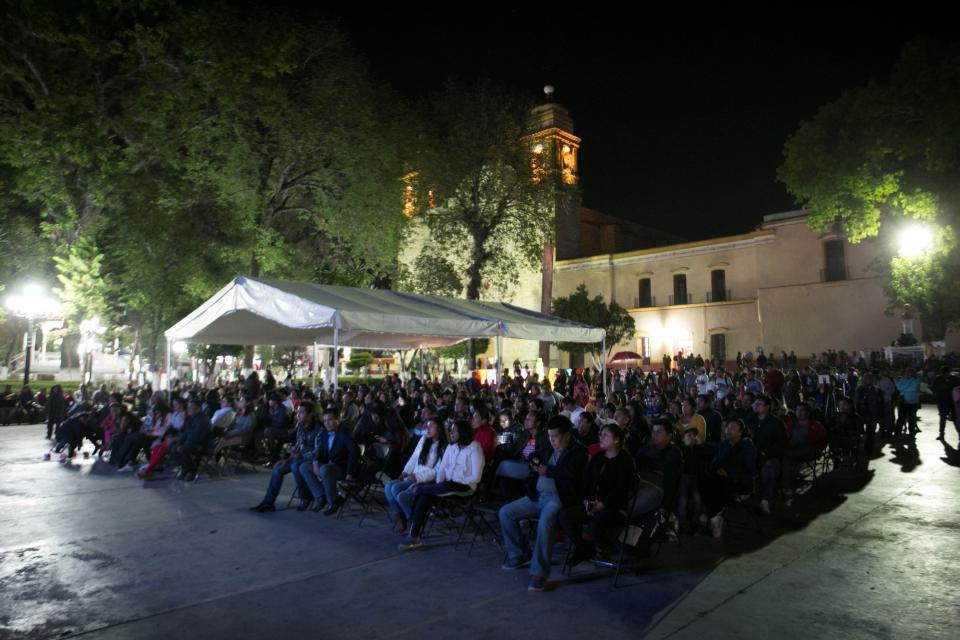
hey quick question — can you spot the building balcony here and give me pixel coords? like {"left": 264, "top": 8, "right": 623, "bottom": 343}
{"left": 668, "top": 293, "right": 692, "bottom": 306}
{"left": 634, "top": 295, "right": 656, "bottom": 308}
{"left": 705, "top": 289, "right": 732, "bottom": 303}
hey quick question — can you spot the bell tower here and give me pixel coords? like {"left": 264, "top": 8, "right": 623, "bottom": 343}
{"left": 527, "top": 86, "right": 583, "bottom": 363}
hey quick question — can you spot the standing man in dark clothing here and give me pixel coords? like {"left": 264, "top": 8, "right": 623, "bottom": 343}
{"left": 855, "top": 373, "right": 883, "bottom": 453}
{"left": 752, "top": 395, "right": 786, "bottom": 515}
{"left": 933, "top": 367, "right": 957, "bottom": 441}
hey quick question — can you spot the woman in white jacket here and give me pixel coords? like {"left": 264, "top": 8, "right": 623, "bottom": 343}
{"left": 384, "top": 418, "right": 447, "bottom": 532}
{"left": 398, "top": 420, "right": 485, "bottom": 551}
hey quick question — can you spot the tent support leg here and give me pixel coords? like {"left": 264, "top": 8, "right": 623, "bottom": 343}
{"left": 601, "top": 336, "right": 607, "bottom": 397}
{"left": 418, "top": 348, "right": 424, "bottom": 381}
{"left": 495, "top": 335, "right": 502, "bottom": 386}
{"left": 332, "top": 327, "right": 339, "bottom": 390}
{"left": 165, "top": 340, "right": 172, "bottom": 392}
{"left": 312, "top": 342, "right": 318, "bottom": 391}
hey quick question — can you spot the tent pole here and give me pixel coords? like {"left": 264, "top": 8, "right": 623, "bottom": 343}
{"left": 312, "top": 342, "right": 318, "bottom": 392}
{"left": 495, "top": 335, "right": 502, "bottom": 387}
{"left": 165, "top": 340, "right": 172, "bottom": 392}
{"left": 418, "top": 348, "right": 424, "bottom": 381}
{"left": 601, "top": 336, "right": 607, "bottom": 397}
{"left": 332, "top": 326, "right": 339, "bottom": 391}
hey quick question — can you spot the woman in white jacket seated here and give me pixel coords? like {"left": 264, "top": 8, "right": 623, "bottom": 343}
{"left": 398, "top": 420, "right": 485, "bottom": 551}
{"left": 384, "top": 418, "right": 448, "bottom": 532}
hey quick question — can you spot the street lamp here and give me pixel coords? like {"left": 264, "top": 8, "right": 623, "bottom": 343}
{"left": 4, "top": 283, "right": 62, "bottom": 386}
{"left": 897, "top": 224, "right": 934, "bottom": 258}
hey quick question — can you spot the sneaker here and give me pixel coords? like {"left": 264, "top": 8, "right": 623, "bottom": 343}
{"left": 397, "top": 537, "right": 423, "bottom": 552}
{"left": 117, "top": 464, "right": 135, "bottom": 473}
{"left": 59, "top": 453, "right": 68, "bottom": 463}
{"left": 527, "top": 576, "right": 546, "bottom": 592}
{"left": 760, "top": 499, "right": 771, "bottom": 515}
{"left": 296, "top": 499, "right": 314, "bottom": 512}
{"left": 698, "top": 513, "right": 709, "bottom": 527}
{"left": 709, "top": 514, "right": 724, "bottom": 539}
{"left": 501, "top": 555, "right": 531, "bottom": 570}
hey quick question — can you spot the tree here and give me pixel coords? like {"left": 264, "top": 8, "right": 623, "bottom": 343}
{"left": 0, "top": 3, "right": 412, "bottom": 367}
{"left": 552, "top": 284, "right": 635, "bottom": 369}
{"left": 778, "top": 38, "right": 960, "bottom": 338}
{"left": 405, "top": 80, "right": 559, "bottom": 363}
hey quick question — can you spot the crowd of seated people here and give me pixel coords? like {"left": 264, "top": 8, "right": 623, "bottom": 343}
{"left": 32, "top": 349, "right": 960, "bottom": 592}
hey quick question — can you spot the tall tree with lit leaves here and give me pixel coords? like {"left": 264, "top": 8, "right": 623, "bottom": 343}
{"left": 779, "top": 38, "right": 960, "bottom": 339}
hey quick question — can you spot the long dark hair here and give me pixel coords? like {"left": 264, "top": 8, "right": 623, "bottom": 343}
{"left": 453, "top": 419, "right": 474, "bottom": 447}
{"left": 419, "top": 419, "right": 448, "bottom": 466}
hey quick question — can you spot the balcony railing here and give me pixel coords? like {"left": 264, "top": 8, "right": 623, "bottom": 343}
{"left": 668, "top": 293, "right": 692, "bottom": 306}
{"left": 821, "top": 266, "right": 849, "bottom": 282}
{"left": 706, "top": 289, "right": 732, "bottom": 303}
{"left": 633, "top": 295, "right": 656, "bottom": 308}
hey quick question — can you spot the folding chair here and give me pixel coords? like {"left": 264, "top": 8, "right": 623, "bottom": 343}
{"left": 459, "top": 460, "right": 532, "bottom": 554}
{"left": 338, "top": 442, "right": 391, "bottom": 525}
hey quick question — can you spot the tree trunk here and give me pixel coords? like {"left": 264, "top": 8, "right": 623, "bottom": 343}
{"left": 60, "top": 333, "right": 80, "bottom": 369}
{"left": 244, "top": 255, "right": 260, "bottom": 369}
{"left": 464, "top": 229, "right": 488, "bottom": 373}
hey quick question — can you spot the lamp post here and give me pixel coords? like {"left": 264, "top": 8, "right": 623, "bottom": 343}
{"left": 4, "top": 283, "right": 61, "bottom": 386}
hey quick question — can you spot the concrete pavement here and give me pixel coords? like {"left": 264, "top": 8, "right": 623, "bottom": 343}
{"left": 1, "top": 407, "right": 958, "bottom": 639}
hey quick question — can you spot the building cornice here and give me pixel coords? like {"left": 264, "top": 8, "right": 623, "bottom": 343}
{"left": 626, "top": 298, "right": 756, "bottom": 313}
{"left": 556, "top": 230, "right": 775, "bottom": 272}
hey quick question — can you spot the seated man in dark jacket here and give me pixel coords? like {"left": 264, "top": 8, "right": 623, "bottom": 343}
{"left": 633, "top": 419, "right": 683, "bottom": 517}
{"left": 560, "top": 423, "right": 636, "bottom": 566}
{"left": 499, "top": 415, "right": 588, "bottom": 592}
{"left": 702, "top": 418, "right": 757, "bottom": 538}
{"left": 250, "top": 403, "right": 320, "bottom": 512}
{"left": 297, "top": 407, "right": 359, "bottom": 515}
{"left": 171, "top": 398, "right": 212, "bottom": 480}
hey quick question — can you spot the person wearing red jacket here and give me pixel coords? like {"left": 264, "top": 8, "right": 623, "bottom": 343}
{"left": 782, "top": 402, "right": 827, "bottom": 495}
{"left": 470, "top": 404, "right": 497, "bottom": 462}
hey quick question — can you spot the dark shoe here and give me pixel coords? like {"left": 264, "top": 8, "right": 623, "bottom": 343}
{"left": 311, "top": 499, "right": 328, "bottom": 512}
{"left": 527, "top": 576, "right": 546, "bottom": 592}
{"left": 501, "top": 555, "right": 531, "bottom": 570}
{"left": 323, "top": 497, "right": 344, "bottom": 516}
{"left": 250, "top": 502, "right": 275, "bottom": 512}
{"left": 296, "top": 499, "right": 314, "bottom": 512}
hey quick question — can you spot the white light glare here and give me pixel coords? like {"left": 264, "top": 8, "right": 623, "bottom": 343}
{"left": 898, "top": 225, "right": 934, "bottom": 258}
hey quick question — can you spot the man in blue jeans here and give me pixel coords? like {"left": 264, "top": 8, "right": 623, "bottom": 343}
{"left": 499, "top": 416, "right": 587, "bottom": 592}
{"left": 249, "top": 403, "right": 319, "bottom": 512}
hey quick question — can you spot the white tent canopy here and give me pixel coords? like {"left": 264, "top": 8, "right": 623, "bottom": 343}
{"left": 164, "top": 276, "right": 606, "bottom": 387}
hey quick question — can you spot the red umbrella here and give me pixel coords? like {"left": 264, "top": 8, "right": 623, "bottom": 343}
{"left": 608, "top": 351, "right": 643, "bottom": 365}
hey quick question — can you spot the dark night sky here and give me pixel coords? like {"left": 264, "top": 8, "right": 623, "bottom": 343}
{"left": 329, "top": 8, "right": 953, "bottom": 241}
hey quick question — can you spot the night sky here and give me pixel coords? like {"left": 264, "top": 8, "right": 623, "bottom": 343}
{"left": 330, "top": 8, "right": 952, "bottom": 242}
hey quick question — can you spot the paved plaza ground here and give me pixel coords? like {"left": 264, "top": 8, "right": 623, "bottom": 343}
{"left": 1, "top": 406, "right": 958, "bottom": 640}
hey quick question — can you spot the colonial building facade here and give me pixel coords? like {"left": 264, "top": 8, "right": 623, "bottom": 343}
{"left": 553, "top": 209, "right": 911, "bottom": 367}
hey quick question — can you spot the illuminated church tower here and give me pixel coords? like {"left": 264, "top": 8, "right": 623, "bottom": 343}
{"left": 526, "top": 86, "right": 584, "bottom": 361}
